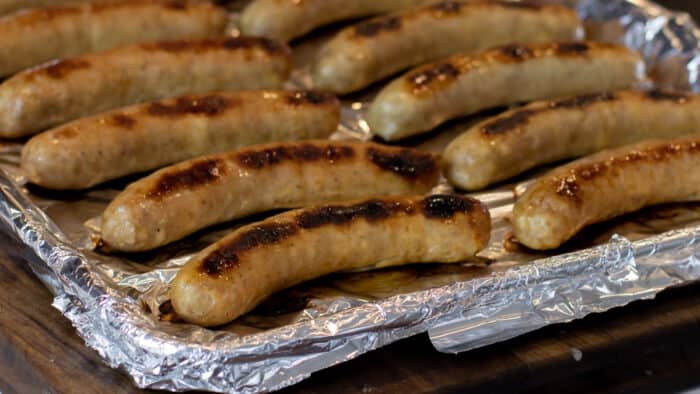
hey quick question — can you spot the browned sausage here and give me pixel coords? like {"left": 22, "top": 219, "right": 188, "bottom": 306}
{"left": 171, "top": 194, "right": 491, "bottom": 326}
{"left": 21, "top": 90, "right": 340, "bottom": 189}
{"left": 101, "top": 140, "right": 440, "bottom": 252}
{"left": 0, "top": 37, "right": 291, "bottom": 138}
{"left": 0, "top": 0, "right": 228, "bottom": 77}
{"left": 512, "top": 134, "right": 700, "bottom": 250}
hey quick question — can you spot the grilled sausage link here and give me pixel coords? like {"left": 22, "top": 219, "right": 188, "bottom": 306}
{"left": 512, "top": 134, "right": 700, "bottom": 250}
{"left": 102, "top": 140, "right": 440, "bottom": 252}
{"left": 21, "top": 90, "right": 340, "bottom": 189}
{"left": 0, "top": 0, "right": 106, "bottom": 15}
{"left": 0, "top": 37, "right": 291, "bottom": 138}
{"left": 240, "top": 0, "right": 435, "bottom": 42}
{"left": 444, "top": 90, "right": 700, "bottom": 190}
{"left": 312, "top": 0, "right": 581, "bottom": 94}
{"left": 171, "top": 194, "right": 491, "bottom": 326}
{"left": 0, "top": 0, "right": 227, "bottom": 77}
{"left": 368, "top": 41, "right": 644, "bottom": 141}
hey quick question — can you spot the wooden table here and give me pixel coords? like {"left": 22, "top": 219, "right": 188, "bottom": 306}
{"left": 2, "top": 1, "right": 700, "bottom": 392}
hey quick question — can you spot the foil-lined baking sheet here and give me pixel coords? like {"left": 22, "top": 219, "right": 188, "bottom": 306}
{"left": 1, "top": 0, "right": 700, "bottom": 392}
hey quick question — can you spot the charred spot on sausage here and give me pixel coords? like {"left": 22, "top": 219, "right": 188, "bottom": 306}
{"left": 499, "top": 44, "right": 535, "bottom": 61}
{"left": 555, "top": 42, "right": 590, "bottom": 55}
{"left": 236, "top": 144, "right": 355, "bottom": 169}
{"left": 366, "top": 147, "right": 437, "bottom": 180}
{"left": 430, "top": 1, "right": 463, "bottom": 14}
{"left": 40, "top": 59, "right": 91, "bottom": 79}
{"left": 147, "top": 159, "right": 225, "bottom": 199}
{"left": 110, "top": 113, "right": 137, "bottom": 128}
{"left": 285, "top": 91, "right": 337, "bottom": 106}
{"left": 645, "top": 90, "right": 690, "bottom": 103}
{"left": 551, "top": 92, "right": 617, "bottom": 109}
{"left": 354, "top": 16, "right": 402, "bottom": 37}
{"left": 555, "top": 176, "right": 582, "bottom": 203}
{"left": 147, "top": 95, "right": 232, "bottom": 117}
{"left": 164, "top": 0, "right": 187, "bottom": 10}
{"left": 481, "top": 109, "right": 538, "bottom": 135}
{"left": 481, "top": 93, "right": 617, "bottom": 135}
{"left": 408, "top": 62, "right": 460, "bottom": 91}
{"left": 297, "top": 200, "right": 413, "bottom": 228}
{"left": 200, "top": 223, "right": 299, "bottom": 276}
{"left": 494, "top": 0, "right": 542, "bottom": 9}
{"left": 421, "top": 194, "right": 478, "bottom": 219}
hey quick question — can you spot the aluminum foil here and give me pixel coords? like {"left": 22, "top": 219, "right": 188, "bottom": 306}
{"left": 1, "top": 0, "right": 700, "bottom": 392}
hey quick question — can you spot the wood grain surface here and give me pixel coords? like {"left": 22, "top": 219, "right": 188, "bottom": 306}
{"left": 1, "top": 1, "right": 700, "bottom": 393}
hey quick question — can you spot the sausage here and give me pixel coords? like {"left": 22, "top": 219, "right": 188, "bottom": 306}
{"left": 21, "top": 90, "right": 340, "bottom": 189}
{"left": 368, "top": 41, "right": 644, "bottom": 141}
{"left": 171, "top": 194, "right": 491, "bottom": 326}
{"left": 443, "top": 90, "right": 700, "bottom": 190}
{"left": 512, "top": 134, "right": 700, "bottom": 250}
{"left": 0, "top": 37, "right": 291, "bottom": 138}
{"left": 312, "top": 0, "right": 581, "bottom": 94}
{"left": 101, "top": 140, "right": 440, "bottom": 252}
{"left": 0, "top": 0, "right": 227, "bottom": 77}
{"left": 240, "top": 0, "right": 435, "bottom": 42}
{"left": 0, "top": 0, "right": 106, "bottom": 15}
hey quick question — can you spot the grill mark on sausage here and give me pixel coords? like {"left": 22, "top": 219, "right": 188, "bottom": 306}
{"left": 498, "top": 44, "right": 535, "bottom": 61}
{"left": 430, "top": 1, "right": 463, "bottom": 14}
{"left": 481, "top": 109, "right": 538, "bottom": 135}
{"left": 553, "top": 139, "right": 700, "bottom": 203}
{"left": 53, "top": 127, "right": 79, "bottom": 139}
{"left": 164, "top": 0, "right": 188, "bottom": 10}
{"left": 408, "top": 62, "right": 460, "bottom": 92}
{"left": 15, "top": 0, "right": 198, "bottom": 25}
{"left": 366, "top": 147, "right": 437, "bottom": 181}
{"left": 422, "top": 194, "right": 480, "bottom": 219}
{"left": 553, "top": 92, "right": 617, "bottom": 108}
{"left": 285, "top": 91, "right": 338, "bottom": 106}
{"left": 236, "top": 143, "right": 355, "bottom": 169}
{"left": 110, "top": 113, "right": 137, "bottom": 128}
{"left": 555, "top": 176, "right": 582, "bottom": 204}
{"left": 141, "top": 37, "right": 289, "bottom": 56}
{"left": 297, "top": 200, "right": 415, "bottom": 229}
{"left": 38, "top": 59, "right": 91, "bottom": 79}
{"left": 646, "top": 90, "right": 690, "bottom": 103}
{"left": 91, "top": 0, "right": 192, "bottom": 12}
{"left": 354, "top": 16, "right": 402, "bottom": 37}
{"left": 200, "top": 223, "right": 299, "bottom": 276}
{"left": 408, "top": 42, "right": 612, "bottom": 94}
{"left": 494, "top": 0, "right": 542, "bottom": 9}
{"left": 147, "top": 158, "right": 226, "bottom": 199}
{"left": 199, "top": 195, "right": 482, "bottom": 276}
{"left": 146, "top": 95, "right": 233, "bottom": 117}
{"left": 481, "top": 93, "right": 618, "bottom": 135}
{"left": 554, "top": 42, "right": 590, "bottom": 55}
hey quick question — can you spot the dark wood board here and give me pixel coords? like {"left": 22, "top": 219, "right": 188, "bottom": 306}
{"left": 1, "top": 1, "right": 700, "bottom": 393}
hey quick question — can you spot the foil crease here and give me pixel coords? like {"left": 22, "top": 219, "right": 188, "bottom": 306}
{"left": 0, "top": 0, "right": 699, "bottom": 393}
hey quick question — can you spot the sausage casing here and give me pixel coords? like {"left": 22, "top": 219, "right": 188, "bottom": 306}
{"left": 368, "top": 41, "right": 644, "bottom": 141}
{"left": 444, "top": 90, "right": 700, "bottom": 190}
{"left": 171, "top": 194, "right": 491, "bottom": 326}
{"left": 0, "top": 0, "right": 227, "bottom": 77}
{"left": 21, "top": 90, "right": 340, "bottom": 189}
{"left": 312, "top": 0, "right": 581, "bottom": 94}
{"left": 512, "top": 134, "right": 700, "bottom": 250}
{"left": 240, "top": 0, "right": 434, "bottom": 42}
{"left": 101, "top": 140, "right": 440, "bottom": 252}
{"left": 0, "top": 37, "right": 291, "bottom": 138}
{"left": 0, "top": 0, "right": 105, "bottom": 15}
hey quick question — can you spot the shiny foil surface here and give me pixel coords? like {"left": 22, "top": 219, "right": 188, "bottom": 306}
{"left": 1, "top": 0, "right": 700, "bottom": 393}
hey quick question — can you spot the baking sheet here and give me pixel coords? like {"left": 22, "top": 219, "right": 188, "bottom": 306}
{"left": 1, "top": 0, "right": 700, "bottom": 392}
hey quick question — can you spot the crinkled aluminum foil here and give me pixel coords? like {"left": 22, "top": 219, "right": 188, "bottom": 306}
{"left": 1, "top": 0, "right": 700, "bottom": 392}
